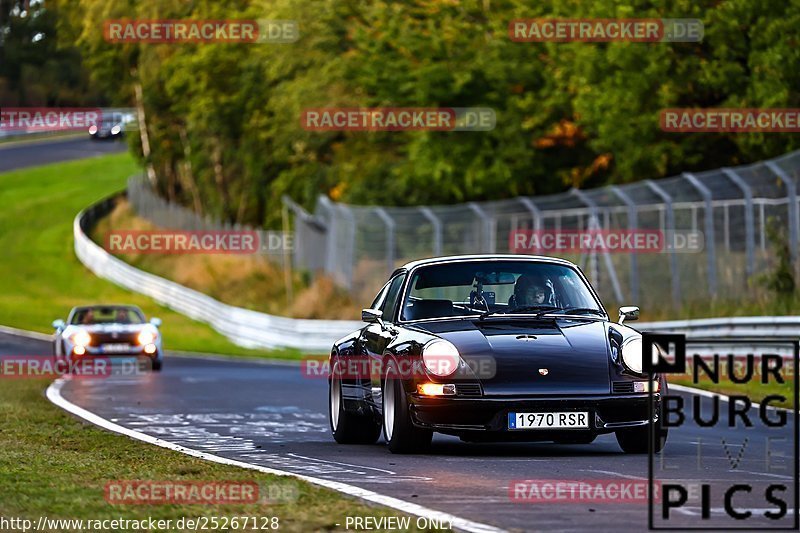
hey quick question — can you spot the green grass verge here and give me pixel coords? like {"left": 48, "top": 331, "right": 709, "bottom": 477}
{"left": 0, "top": 131, "right": 83, "bottom": 146}
{"left": 669, "top": 377, "right": 796, "bottom": 409}
{"left": 0, "top": 379, "right": 427, "bottom": 532}
{"left": 0, "top": 153, "right": 298, "bottom": 358}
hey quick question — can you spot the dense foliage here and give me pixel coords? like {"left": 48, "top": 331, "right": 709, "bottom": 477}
{"left": 0, "top": 0, "right": 102, "bottom": 105}
{"left": 33, "top": 0, "right": 800, "bottom": 225}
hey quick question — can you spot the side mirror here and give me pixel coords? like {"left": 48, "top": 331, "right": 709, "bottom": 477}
{"left": 361, "top": 309, "right": 383, "bottom": 324}
{"left": 52, "top": 319, "right": 65, "bottom": 330}
{"left": 618, "top": 306, "right": 640, "bottom": 324}
{"left": 150, "top": 317, "right": 162, "bottom": 328}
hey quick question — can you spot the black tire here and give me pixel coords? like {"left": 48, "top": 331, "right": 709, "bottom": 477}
{"left": 329, "top": 360, "right": 381, "bottom": 444}
{"left": 617, "top": 381, "right": 669, "bottom": 454}
{"left": 616, "top": 424, "right": 668, "bottom": 454}
{"left": 151, "top": 358, "right": 163, "bottom": 372}
{"left": 382, "top": 361, "right": 432, "bottom": 454}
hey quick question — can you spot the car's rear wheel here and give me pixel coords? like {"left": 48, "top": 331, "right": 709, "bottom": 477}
{"left": 382, "top": 361, "right": 432, "bottom": 454}
{"left": 329, "top": 359, "right": 381, "bottom": 444}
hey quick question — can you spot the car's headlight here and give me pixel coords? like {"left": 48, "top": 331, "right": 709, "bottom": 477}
{"left": 422, "top": 339, "right": 460, "bottom": 377}
{"left": 111, "top": 125, "right": 121, "bottom": 135}
{"left": 620, "top": 337, "right": 643, "bottom": 374}
{"left": 71, "top": 330, "right": 91, "bottom": 347}
{"left": 88, "top": 125, "right": 97, "bottom": 134}
{"left": 137, "top": 329, "right": 157, "bottom": 345}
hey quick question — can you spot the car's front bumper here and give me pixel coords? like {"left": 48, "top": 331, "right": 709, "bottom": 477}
{"left": 68, "top": 344, "right": 162, "bottom": 359}
{"left": 409, "top": 393, "right": 660, "bottom": 440}
{"left": 90, "top": 131, "right": 122, "bottom": 139}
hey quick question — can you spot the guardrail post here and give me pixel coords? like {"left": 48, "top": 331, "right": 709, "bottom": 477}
{"left": 608, "top": 185, "right": 639, "bottom": 303}
{"left": 338, "top": 204, "right": 357, "bottom": 289}
{"left": 765, "top": 161, "right": 799, "bottom": 264}
{"left": 374, "top": 207, "right": 396, "bottom": 277}
{"left": 683, "top": 172, "right": 718, "bottom": 297}
{"left": 419, "top": 207, "right": 443, "bottom": 257}
{"left": 570, "top": 188, "right": 624, "bottom": 302}
{"left": 645, "top": 180, "right": 681, "bottom": 308}
{"left": 317, "top": 196, "right": 339, "bottom": 282}
{"left": 468, "top": 202, "right": 495, "bottom": 253}
{"left": 518, "top": 197, "right": 542, "bottom": 231}
{"left": 721, "top": 168, "right": 755, "bottom": 278}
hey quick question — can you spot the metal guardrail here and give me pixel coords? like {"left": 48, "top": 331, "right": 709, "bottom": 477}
{"left": 74, "top": 194, "right": 361, "bottom": 352}
{"left": 74, "top": 193, "right": 799, "bottom": 353}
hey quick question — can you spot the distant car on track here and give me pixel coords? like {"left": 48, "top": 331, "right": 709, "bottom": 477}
{"left": 89, "top": 113, "right": 125, "bottom": 140}
{"left": 52, "top": 305, "right": 163, "bottom": 371}
{"left": 328, "top": 255, "right": 667, "bottom": 454}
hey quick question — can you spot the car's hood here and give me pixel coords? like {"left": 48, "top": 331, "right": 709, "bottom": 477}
{"left": 65, "top": 323, "right": 149, "bottom": 334}
{"left": 414, "top": 318, "right": 612, "bottom": 396}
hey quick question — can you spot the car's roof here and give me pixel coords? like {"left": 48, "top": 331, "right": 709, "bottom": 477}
{"left": 69, "top": 304, "right": 143, "bottom": 312}
{"left": 396, "top": 254, "right": 577, "bottom": 272}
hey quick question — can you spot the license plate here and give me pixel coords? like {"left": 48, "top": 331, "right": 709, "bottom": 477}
{"left": 101, "top": 343, "right": 130, "bottom": 352}
{"left": 508, "top": 411, "right": 589, "bottom": 430}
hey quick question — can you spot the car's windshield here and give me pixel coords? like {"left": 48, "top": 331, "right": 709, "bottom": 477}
{"left": 69, "top": 307, "right": 145, "bottom": 325}
{"left": 400, "top": 261, "right": 603, "bottom": 321}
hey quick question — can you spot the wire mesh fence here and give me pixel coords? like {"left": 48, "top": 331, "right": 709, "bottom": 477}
{"left": 283, "top": 150, "right": 800, "bottom": 311}
{"left": 126, "top": 150, "right": 800, "bottom": 312}
{"left": 127, "top": 177, "right": 289, "bottom": 261}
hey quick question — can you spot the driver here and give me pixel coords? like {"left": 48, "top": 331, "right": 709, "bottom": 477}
{"left": 511, "top": 274, "right": 554, "bottom": 307}
{"left": 82, "top": 309, "right": 95, "bottom": 324}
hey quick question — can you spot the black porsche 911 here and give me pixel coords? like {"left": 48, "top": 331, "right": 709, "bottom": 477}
{"left": 328, "top": 255, "right": 667, "bottom": 454}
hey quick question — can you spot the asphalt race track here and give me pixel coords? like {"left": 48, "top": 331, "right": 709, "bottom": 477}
{"left": 0, "top": 136, "right": 126, "bottom": 173}
{"left": 3, "top": 332, "right": 796, "bottom": 532}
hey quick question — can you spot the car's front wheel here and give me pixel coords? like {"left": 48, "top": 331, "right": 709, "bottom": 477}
{"left": 616, "top": 424, "right": 667, "bottom": 454}
{"left": 329, "top": 359, "right": 381, "bottom": 444}
{"left": 617, "top": 377, "right": 669, "bottom": 453}
{"left": 382, "top": 361, "right": 432, "bottom": 454}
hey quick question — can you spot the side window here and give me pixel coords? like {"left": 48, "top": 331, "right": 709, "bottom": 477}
{"left": 370, "top": 281, "right": 391, "bottom": 311}
{"left": 380, "top": 274, "right": 406, "bottom": 323}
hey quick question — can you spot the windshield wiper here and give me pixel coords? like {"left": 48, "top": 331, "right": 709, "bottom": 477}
{"left": 479, "top": 305, "right": 558, "bottom": 320}
{"left": 540, "top": 306, "right": 605, "bottom": 317}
